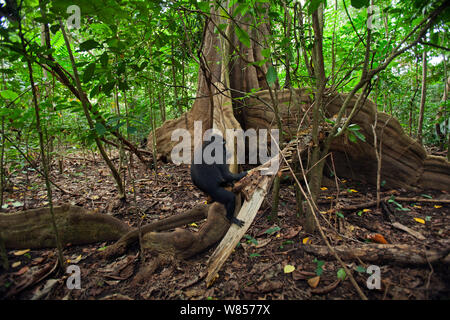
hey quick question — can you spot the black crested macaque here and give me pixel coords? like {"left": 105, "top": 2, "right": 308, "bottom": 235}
{"left": 190, "top": 134, "right": 247, "bottom": 227}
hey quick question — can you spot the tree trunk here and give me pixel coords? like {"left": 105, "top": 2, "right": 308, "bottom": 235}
{"left": 417, "top": 50, "right": 427, "bottom": 144}
{"left": 60, "top": 20, "right": 126, "bottom": 200}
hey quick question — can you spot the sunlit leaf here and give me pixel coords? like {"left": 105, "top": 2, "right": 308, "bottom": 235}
{"left": 414, "top": 217, "right": 425, "bottom": 224}
{"left": 284, "top": 265, "right": 295, "bottom": 273}
{"left": 266, "top": 66, "right": 278, "bottom": 86}
{"left": 235, "top": 26, "right": 250, "bottom": 48}
{"left": 14, "top": 249, "right": 30, "bottom": 256}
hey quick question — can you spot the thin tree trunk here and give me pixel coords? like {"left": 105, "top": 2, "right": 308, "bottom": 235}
{"left": 59, "top": 20, "right": 126, "bottom": 200}
{"left": 171, "top": 41, "right": 182, "bottom": 117}
{"left": 435, "top": 56, "right": 448, "bottom": 150}
{"left": 0, "top": 63, "right": 6, "bottom": 211}
{"left": 409, "top": 55, "right": 420, "bottom": 137}
{"left": 305, "top": 3, "right": 327, "bottom": 233}
{"left": 417, "top": 50, "right": 427, "bottom": 144}
{"left": 19, "top": 20, "right": 65, "bottom": 269}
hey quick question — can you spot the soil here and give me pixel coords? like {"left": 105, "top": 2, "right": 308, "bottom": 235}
{"left": 0, "top": 150, "right": 449, "bottom": 300}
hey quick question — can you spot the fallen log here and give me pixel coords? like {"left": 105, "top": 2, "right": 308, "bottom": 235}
{"left": 0, "top": 204, "right": 131, "bottom": 249}
{"left": 302, "top": 243, "right": 450, "bottom": 266}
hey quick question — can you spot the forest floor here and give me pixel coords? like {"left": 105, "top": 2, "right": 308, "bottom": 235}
{"left": 0, "top": 149, "right": 449, "bottom": 300}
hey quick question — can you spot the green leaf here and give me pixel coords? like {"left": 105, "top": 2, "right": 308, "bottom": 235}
{"left": 234, "top": 2, "right": 249, "bottom": 17}
{"left": 95, "top": 122, "right": 107, "bottom": 136}
{"left": 197, "top": 2, "right": 210, "bottom": 13}
{"left": 308, "top": 0, "right": 326, "bottom": 15}
{"left": 138, "top": 61, "right": 148, "bottom": 71}
{"left": 216, "top": 23, "right": 227, "bottom": 34}
{"left": 266, "top": 66, "right": 278, "bottom": 86}
{"left": 336, "top": 211, "right": 344, "bottom": 219}
{"left": 264, "top": 226, "right": 281, "bottom": 234}
{"left": 353, "top": 130, "right": 366, "bottom": 142}
{"left": 79, "top": 39, "right": 100, "bottom": 52}
{"left": 102, "top": 81, "right": 116, "bottom": 95}
{"left": 127, "top": 126, "right": 137, "bottom": 135}
{"left": 348, "top": 124, "right": 361, "bottom": 131}
{"left": 244, "top": 234, "right": 258, "bottom": 245}
{"left": 348, "top": 132, "right": 357, "bottom": 143}
{"left": 337, "top": 268, "right": 347, "bottom": 281}
{"left": 355, "top": 266, "right": 366, "bottom": 273}
{"left": 0, "top": 90, "right": 19, "bottom": 101}
{"left": 83, "top": 62, "right": 96, "bottom": 83}
{"left": 235, "top": 26, "right": 251, "bottom": 48}
{"left": 100, "top": 52, "right": 109, "bottom": 67}
{"left": 350, "top": 0, "right": 370, "bottom": 9}
{"left": 49, "top": 23, "right": 61, "bottom": 34}
{"left": 118, "top": 80, "right": 129, "bottom": 91}
{"left": 261, "top": 48, "right": 271, "bottom": 58}
{"left": 90, "top": 84, "right": 101, "bottom": 99}
{"left": 314, "top": 258, "right": 324, "bottom": 276}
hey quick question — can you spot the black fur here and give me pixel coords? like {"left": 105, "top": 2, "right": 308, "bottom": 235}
{"left": 190, "top": 134, "right": 247, "bottom": 227}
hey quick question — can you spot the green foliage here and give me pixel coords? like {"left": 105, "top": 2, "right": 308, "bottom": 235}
{"left": 337, "top": 268, "right": 347, "bottom": 281}
{"left": 313, "top": 258, "right": 325, "bottom": 276}
{"left": 264, "top": 226, "right": 281, "bottom": 235}
{"left": 0, "top": 0, "right": 447, "bottom": 185}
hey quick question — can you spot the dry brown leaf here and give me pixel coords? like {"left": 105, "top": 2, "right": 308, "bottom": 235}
{"left": 307, "top": 276, "right": 320, "bottom": 288}
{"left": 15, "top": 266, "right": 30, "bottom": 276}
{"left": 367, "top": 233, "right": 388, "bottom": 244}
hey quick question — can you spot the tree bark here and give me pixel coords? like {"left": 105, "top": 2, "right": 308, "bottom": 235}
{"left": 417, "top": 50, "right": 427, "bottom": 144}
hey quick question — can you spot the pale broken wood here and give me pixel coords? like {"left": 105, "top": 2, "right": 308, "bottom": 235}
{"left": 391, "top": 222, "right": 426, "bottom": 240}
{"left": 205, "top": 137, "right": 303, "bottom": 287}
{"left": 206, "top": 173, "right": 273, "bottom": 287}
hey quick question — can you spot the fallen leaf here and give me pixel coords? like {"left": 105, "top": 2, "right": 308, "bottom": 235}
{"left": 367, "top": 233, "right": 388, "bottom": 244}
{"left": 14, "top": 249, "right": 30, "bottom": 256}
{"left": 320, "top": 187, "right": 328, "bottom": 191}
{"left": 349, "top": 189, "right": 358, "bottom": 193}
{"left": 414, "top": 217, "right": 425, "bottom": 224}
{"left": 67, "top": 255, "right": 82, "bottom": 264}
{"left": 307, "top": 276, "right": 320, "bottom": 288}
{"left": 255, "top": 238, "right": 271, "bottom": 248}
{"left": 434, "top": 205, "right": 442, "bottom": 209}
{"left": 302, "top": 237, "right": 310, "bottom": 244}
{"left": 12, "top": 261, "right": 21, "bottom": 268}
{"left": 284, "top": 265, "right": 295, "bottom": 273}
{"left": 283, "top": 227, "right": 302, "bottom": 239}
{"left": 362, "top": 209, "right": 371, "bottom": 212}
{"left": 15, "top": 266, "right": 29, "bottom": 276}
